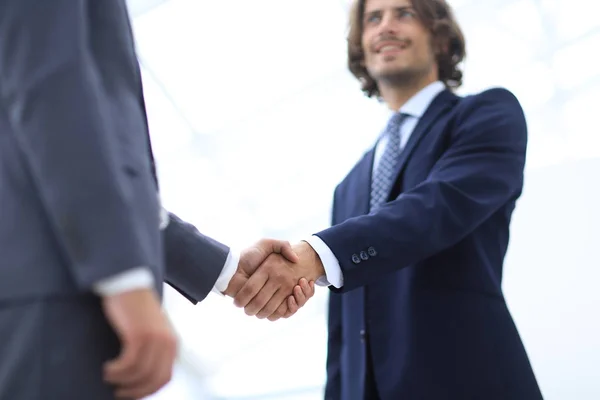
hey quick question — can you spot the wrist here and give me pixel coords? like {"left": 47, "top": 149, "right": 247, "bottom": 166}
{"left": 296, "top": 241, "right": 325, "bottom": 282}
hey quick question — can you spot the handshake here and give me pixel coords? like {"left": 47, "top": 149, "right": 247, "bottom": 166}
{"left": 223, "top": 238, "right": 326, "bottom": 321}
{"left": 99, "top": 238, "right": 325, "bottom": 399}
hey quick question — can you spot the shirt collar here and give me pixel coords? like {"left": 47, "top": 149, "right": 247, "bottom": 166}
{"left": 398, "top": 81, "right": 446, "bottom": 118}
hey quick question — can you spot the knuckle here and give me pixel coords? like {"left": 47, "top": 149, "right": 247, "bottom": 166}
{"left": 160, "top": 369, "right": 173, "bottom": 387}
{"left": 149, "top": 371, "right": 172, "bottom": 393}
{"left": 273, "top": 269, "right": 290, "bottom": 283}
{"left": 272, "top": 271, "right": 283, "bottom": 281}
{"left": 263, "top": 305, "right": 277, "bottom": 317}
{"left": 239, "top": 286, "right": 252, "bottom": 298}
{"left": 235, "top": 290, "right": 252, "bottom": 306}
{"left": 258, "top": 238, "right": 273, "bottom": 247}
{"left": 165, "top": 335, "right": 178, "bottom": 352}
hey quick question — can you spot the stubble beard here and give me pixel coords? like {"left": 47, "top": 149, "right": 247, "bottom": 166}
{"left": 374, "top": 63, "right": 433, "bottom": 90}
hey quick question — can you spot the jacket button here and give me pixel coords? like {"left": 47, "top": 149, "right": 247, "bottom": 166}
{"left": 351, "top": 254, "right": 361, "bottom": 264}
{"left": 360, "top": 329, "right": 366, "bottom": 342}
{"left": 367, "top": 246, "right": 377, "bottom": 256}
{"left": 360, "top": 251, "right": 369, "bottom": 260}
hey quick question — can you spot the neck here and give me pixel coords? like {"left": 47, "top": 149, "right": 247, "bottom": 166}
{"left": 379, "top": 74, "right": 438, "bottom": 111}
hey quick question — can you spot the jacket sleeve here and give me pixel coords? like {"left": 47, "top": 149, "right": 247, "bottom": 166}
{"left": 315, "top": 88, "right": 527, "bottom": 292}
{"left": 163, "top": 213, "right": 229, "bottom": 303}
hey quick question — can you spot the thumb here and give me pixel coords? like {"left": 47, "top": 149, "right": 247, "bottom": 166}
{"left": 238, "top": 247, "right": 267, "bottom": 275}
{"left": 104, "top": 336, "right": 140, "bottom": 380}
{"left": 266, "top": 239, "right": 299, "bottom": 263}
{"left": 240, "top": 239, "right": 299, "bottom": 275}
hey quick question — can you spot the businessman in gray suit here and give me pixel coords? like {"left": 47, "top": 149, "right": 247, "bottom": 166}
{"left": 0, "top": 1, "right": 312, "bottom": 399}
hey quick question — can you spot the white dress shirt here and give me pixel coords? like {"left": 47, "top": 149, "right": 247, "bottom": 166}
{"left": 305, "top": 81, "right": 446, "bottom": 289}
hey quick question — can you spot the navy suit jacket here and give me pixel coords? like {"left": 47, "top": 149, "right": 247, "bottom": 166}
{"left": 316, "top": 88, "right": 543, "bottom": 399}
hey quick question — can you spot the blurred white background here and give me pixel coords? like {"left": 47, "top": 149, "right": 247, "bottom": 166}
{"left": 126, "top": 0, "right": 600, "bottom": 398}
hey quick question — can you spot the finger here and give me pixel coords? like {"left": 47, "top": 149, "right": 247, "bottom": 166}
{"left": 114, "top": 335, "right": 177, "bottom": 399}
{"left": 110, "top": 341, "right": 154, "bottom": 388}
{"left": 293, "top": 283, "right": 307, "bottom": 307}
{"left": 104, "top": 340, "right": 142, "bottom": 384}
{"left": 268, "top": 301, "right": 289, "bottom": 322}
{"left": 283, "top": 296, "right": 299, "bottom": 318}
{"left": 117, "top": 353, "right": 175, "bottom": 400}
{"left": 233, "top": 270, "right": 268, "bottom": 308}
{"left": 283, "top": 281, "right": 312, "bottom": 319}
{"left": 245, "top": 279, "right": 280, "bottom": 317}
{"left": 223, "top": 273, "right": 247, "bottom": 297}
{"left": 255, "top": 286, "right": 290, "bottom": 319}
{"left": 113, "top": 341, "right": 159, "bottom": 397}
{"left": 301, "top": 278, "right": 315, "bottom": 299}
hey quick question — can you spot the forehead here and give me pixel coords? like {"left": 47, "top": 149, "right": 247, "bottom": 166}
{"left": 364, "top": 0, "right": 413, "bottom": 12}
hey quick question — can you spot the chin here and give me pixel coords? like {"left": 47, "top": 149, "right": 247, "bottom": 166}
{"left": 372, "top": 65, "right": 409, "bottom": 78}
{"left": 372, "top": 68, "right": 420, "bottom": 87}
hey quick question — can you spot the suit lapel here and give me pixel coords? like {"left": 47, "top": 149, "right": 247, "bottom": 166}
{"left": 359, "top": 149, "right": 376, "bottom": 215}
{"left": 342, "top": 148, "right": 376, "bottom": 219}
{"left": 390, "top": 90, "right": 457, "bottom": 192}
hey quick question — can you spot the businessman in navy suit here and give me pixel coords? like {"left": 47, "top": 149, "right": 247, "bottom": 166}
{"left": 232, "top": 0, "right": 544, "bottom": 398}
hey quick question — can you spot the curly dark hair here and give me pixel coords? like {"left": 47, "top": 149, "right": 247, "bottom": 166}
{"left": 347, "top": 0, "right": 466, "bottom": 97}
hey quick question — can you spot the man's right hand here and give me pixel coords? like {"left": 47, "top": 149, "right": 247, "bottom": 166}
{"left": 223, "top": 239, "right": 300, "bottom": 298}
{"left": 101, "top": 288, "right": 178, "bottom": 399}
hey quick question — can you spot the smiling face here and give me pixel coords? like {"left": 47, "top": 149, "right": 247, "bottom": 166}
{"left": 360, "top": 0, "right": 438, "bottom": 89}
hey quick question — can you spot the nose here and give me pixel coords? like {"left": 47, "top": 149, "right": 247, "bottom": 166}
{"left": 377, "top": 10, "right": 398, "bottom": 35}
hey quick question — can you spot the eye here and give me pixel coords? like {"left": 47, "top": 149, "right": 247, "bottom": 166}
{"left": 364, "top": 12, "right": 381, "bottom": 25}
{"left": 398, "top": 9, "right": 416, "bottom": 19}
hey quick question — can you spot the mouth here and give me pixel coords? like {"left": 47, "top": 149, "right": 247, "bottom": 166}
{"left": 374, "top": 41, "right": 408, "bottom": 56}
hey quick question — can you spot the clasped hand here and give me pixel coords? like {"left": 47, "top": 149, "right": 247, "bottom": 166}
{"left": 223, "top": 239, "right": 325, "bottom": 321}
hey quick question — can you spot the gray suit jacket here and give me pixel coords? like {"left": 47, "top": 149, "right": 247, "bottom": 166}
{"left": 0, "top": 0, "right": 226, "bottom": 304}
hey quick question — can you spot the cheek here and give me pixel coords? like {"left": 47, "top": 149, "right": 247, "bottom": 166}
{"left": 363, "top": 48, "right": 377, "bottom": 66}
{"left": 360, "top": 38, "right": 371, "bottom": 59}
{"left": 413, "top": 41, "right": 433, "bottom": 62}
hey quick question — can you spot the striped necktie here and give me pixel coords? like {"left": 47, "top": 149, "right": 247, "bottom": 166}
{"left": 370, "top": 113, "right": 407, "bottom": 211}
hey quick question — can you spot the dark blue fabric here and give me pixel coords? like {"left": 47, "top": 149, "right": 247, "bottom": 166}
{"left": 320, "top": 88, "right": 543, "bottom": 400}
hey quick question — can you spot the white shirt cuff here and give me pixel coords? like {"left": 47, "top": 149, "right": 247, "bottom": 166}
{"left": 160, "top": 207, "right": 169, "bottom": 230}
{"left": 92, "top": 267, "right": 155, "bottom": 296}
{"left": 303, "top": 235, "right": 344, "bottom": 288}
{"left": 212, "top": 249, "right": 239, "bottom": 296}
{"left": 158, "top": 192, "right": 169, "bottom": 230}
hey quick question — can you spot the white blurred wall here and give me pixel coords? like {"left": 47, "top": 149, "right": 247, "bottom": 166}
{"left": 127, "top": 0, "right": 600, "bottom": 398}
{"left": 504, "top": 157, "right": 600, "bottom": 400}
